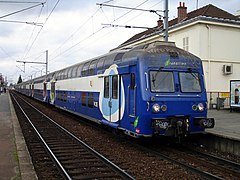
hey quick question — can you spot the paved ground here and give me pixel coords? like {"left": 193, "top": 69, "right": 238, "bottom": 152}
{"left": 0, "top": 92, "right": 37, "bottom": 179}
{"left": 207, "top": 109, "right": 240, "bottom": 140}
{"left": 0, "top": 92, "right": 19, "bottom": 179}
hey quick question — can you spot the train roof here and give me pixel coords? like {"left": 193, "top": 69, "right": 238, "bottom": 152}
{"left": 17, "top": 41, "right": 201, "bottom": 85}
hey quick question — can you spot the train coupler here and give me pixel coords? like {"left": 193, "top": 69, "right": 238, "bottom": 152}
{"left": 194, "top": 117, "right": 215, "bottom": 128}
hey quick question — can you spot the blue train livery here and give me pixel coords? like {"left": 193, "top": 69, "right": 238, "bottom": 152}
{"left": 15, "top": 41, "right": 214, "bottom": 138}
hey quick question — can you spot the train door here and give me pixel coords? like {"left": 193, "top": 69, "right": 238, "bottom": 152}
{"left": 29, "top": 84, "right": 31, "bottom": 96}
{"left": 50, "top": 81, "right": 56, "bottom": 104}
{"left": 43, "top": 82, "right": 47, "bottom": 101}
{"left": 103, "top": 75, "right": 120, "bottom": 122}
{"left": 31, "top": 84, "right": 34, "bottom": 97}
{"left": 129, "top": 73, "right": 136, "bottom": 117}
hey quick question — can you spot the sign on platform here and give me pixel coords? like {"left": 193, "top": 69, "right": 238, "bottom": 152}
{"left": 230, "top": 80, "right": 240, "bottom": 108}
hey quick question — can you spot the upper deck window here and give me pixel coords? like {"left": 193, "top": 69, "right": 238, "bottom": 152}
{"left": 150, "top": 71, "right": 174, "bottom": 93}
{"left": 179, "top": 72, "right": 201, "bottom": 93}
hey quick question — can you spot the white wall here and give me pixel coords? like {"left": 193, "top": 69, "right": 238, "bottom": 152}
{"left": 169, "top": 21, "right": 240, "bottom": 92}
{"left": 120, "top": 19, "right": 240, "bottom": 94}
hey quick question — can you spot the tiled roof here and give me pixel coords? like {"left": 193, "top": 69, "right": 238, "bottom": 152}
{"left": 120, "top": 4, "right": 239, "bottom": 46}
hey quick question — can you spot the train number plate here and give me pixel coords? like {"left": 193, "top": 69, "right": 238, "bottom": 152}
{"left": 154, "top": 119, "right": 169, "bottom": 129}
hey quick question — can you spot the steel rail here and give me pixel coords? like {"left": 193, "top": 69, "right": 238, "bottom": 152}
{"left": 11, "top": 92, "right": 135, "bottom": 180}
{"left": 11, "top": 94, "right": 72, "bottom": 180}
{"left": 134, "top": 143, "right": 223, "bottom": 180}
{"left": 181, "top": 145, "right": 240, "bottom": 173}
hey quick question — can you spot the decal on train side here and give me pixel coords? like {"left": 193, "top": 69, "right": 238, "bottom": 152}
{"left": 99, "top": 64, "right": 125, "bottom": 122}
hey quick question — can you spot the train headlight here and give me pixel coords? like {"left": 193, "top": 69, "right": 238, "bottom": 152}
{"left": 192, "top": 104, "right": 198, "bottom": 111}
{"left": 161, "top": 105, "right": 167, "bottom": 112}
{"left": 198, "top": 103, "right": 204, "bottom": 112}
{"left": 152, "top": 104, "right": 161, "bottom": 113}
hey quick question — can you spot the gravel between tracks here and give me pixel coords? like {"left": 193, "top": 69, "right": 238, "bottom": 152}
{"left": 24, "top": 98, "right": 201, "bottom": 180}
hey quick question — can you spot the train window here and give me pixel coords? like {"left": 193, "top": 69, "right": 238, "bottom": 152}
{"left": 179, "top": 72, "right": 201, "bottom": 93}
{"left": 56, "top": 92, "right": 59, "bottom": 100}
{"left": 59, "top": 70, "right": 63, "bottom": 80}
{"left": 55, "top": 71, "right": 60, "bottom": 80}
{"left": 82, "top": 62, "right": 91, "bottom": 77}
{"left": 63, "top": 69, "right": 68, "bottom": 79}
{"left": 104, "top": 56, "right": 114, "bottom": 69}
{"left": 82, "top": 92, "right": 87, "bottom": 106}
{"left": 77, "top": 64, "right": 83, "bottom": 77}
{"left": 67, "top": 68, "right": 73, "bottom": 79}
{"left": 114, "top": 53, "right": 124, "bottom": 62}
{"left": 88, "top": 93, "right": 94, "bottom": 108}
{"left": 104, "top": 77, "right": 109, "bottom": 98}
{"left": 130, "top": 73, "right": 135, "bottom": 90}
{"left": 97, "top": 57, "right": 105, "bottom": 70}
{"left": 71, "top": 66, "right": 78, "bottom": 78}
{"left": 63, "top": 91, "right": 67, "bottom": 102}
{"left": 150, "top": 71, "right": 174, "bottom": 93}
{"left": 43, "top": 83, "right": 47, "bottom": 97}
{"left": 88, "top": 60, "right": 98, "bottom": 75}
{"left": 112, "top": 75, "right": 118, "bottom": 99}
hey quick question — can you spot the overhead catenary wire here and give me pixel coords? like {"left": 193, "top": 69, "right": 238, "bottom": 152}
{"left": 59, "top": 0, "right": 162, "bottom": 59}
{"left": 96, "top": 2, "right": 163, "bottom": 17}
{"left": 0, "top": 19, "right": 43, "bottom": 26}
{"left": 22, "top": 3, "right": 45, "bottom": 60}
{"left": 49, "top": 7, "right": 101, "bottom": 59}
{"left": 101, "top": 0, "right": 164, "bottom": 33}
{"left": 0, "top": 46, "right": 17, "bottom": 61}
{"left": 49, "top": 0, "right": 150, "bottom": 63}
{"left": 66, "top": 0, "right": 163, "bottom": 58}
{"left": 22, "top": 0, "right": 60, "bottom": 60}
{"left": 0, "top": 2, "right": 45, "bottom": 19}
{"left": 102, "top": 23, "right": 157, "bottom": 29}
{"left": 0, "top": 1, "right": 44, "bottom": 3}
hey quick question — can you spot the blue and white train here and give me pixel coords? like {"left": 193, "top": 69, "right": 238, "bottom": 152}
{"left": 15, "top": 41, "right": 214, "bottom": 138}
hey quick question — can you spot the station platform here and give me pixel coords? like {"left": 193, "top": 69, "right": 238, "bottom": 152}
{"left": 207, "top": 109, "right": 240, "bottom": 140}
{"left": 0, "top": 91, "right": 37, "bottom": 179}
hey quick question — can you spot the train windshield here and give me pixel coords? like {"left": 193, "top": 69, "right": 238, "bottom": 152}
{"left": 179, "top": 72, "right": 201, "bottom": 92}
{"left": 150, "top": 71, "right": 175, "bottom": 92}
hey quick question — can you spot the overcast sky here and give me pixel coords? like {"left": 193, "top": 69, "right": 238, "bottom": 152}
{"left": 0, "top": 0, "right": 239, "bottom": 84}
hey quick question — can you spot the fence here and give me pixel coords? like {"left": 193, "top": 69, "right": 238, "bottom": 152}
{"left": 207, "top": 92, "right": 230, "bottom": 110}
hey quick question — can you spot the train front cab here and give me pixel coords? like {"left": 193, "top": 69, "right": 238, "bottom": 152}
{"left": 133, "top": 48, "right": 215, "bottom": 138}
{"left": 148, "top": 69, "right": 215, "bottom": 137}
{"left": 148, "top": 60, "right": 214, "bottom": 137}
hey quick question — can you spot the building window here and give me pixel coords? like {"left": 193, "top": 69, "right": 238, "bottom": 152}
{"left": 183, "top": 37, "right": 189, "bottom": 51}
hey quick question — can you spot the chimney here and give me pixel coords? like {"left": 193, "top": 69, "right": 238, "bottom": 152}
{"left": 157, "top": 18, "right": 163, "bottom": 27}
{"left": 178, "top": 2, "right": 187, "bottom": 22}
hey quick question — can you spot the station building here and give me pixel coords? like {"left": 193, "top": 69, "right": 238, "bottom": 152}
{"left": 114, "top": 2, "right": 240, "bottom": 108}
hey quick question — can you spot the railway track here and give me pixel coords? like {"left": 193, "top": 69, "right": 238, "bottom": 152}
{"left": 181, "top": 145, "right": 240, "bottom": 175}
{"left": 10, "top": 91, "right": 240, "bottom": 179}
{"left": 11, "top": 92, "right": 135, "bottom": 180}
{"left": 137, "top": 141, "right": 240, "bottom": 180}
